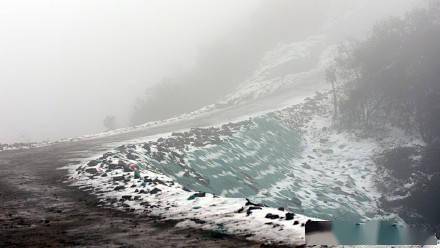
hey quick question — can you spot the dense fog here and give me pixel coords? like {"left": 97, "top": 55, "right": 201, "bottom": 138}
{"left": 0, "top": 0, "right": 419, "bottom": 143}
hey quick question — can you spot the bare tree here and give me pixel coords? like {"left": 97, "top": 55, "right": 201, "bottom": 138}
{"left": 103, "top": 115, "right": 117, "bottom": 130}
{"left": 326, "top": 67, "right": 338, "bottom": 120}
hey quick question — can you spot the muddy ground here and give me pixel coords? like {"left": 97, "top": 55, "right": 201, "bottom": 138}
{"left": 0, "top": 122, "right": 262, "bottom": 247}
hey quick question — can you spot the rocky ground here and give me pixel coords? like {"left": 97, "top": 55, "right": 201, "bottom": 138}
{"left": 0, "top": 130, "right": 261, "bottom": 247}
{"left": 76, "top": 119, "right": 255, "bottom": 190}
{"left": 70, "top": 118, "right": 315, "bottom": 246}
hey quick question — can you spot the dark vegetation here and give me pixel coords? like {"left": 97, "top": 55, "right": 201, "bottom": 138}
{"left": 331, "top": 0, "right": 440, "bottom": 139}
{"left": 329, "top": 0, "right": 440, "bottom": 228}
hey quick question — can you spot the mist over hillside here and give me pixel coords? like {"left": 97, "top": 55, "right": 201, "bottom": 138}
{"left": 130, "top": 0, "right": 419, "bottom": 125}
{"left": 0, "top": 0, "right": 420, "bottom": 143}
{"left": 3, "top": 1, "right": 440, "bottom": 247}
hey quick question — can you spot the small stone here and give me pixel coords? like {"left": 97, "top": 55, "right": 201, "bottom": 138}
{"left": 121, "top": 195, "right": 132, "bottom": 201}
{"left": 149, "top": 188, "right": 161, "bottom": 194}
{"left": 285, "top": 212, "right": 295, "bottom": 220}
{"left": 265, "top": 213, "right": 280, "bottom": 219}
{"left": 114, "top": 185, "right": 125, "bottom": 191}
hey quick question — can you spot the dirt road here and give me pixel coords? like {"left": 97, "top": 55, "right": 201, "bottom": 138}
{"left": 0, "top": 120, "right": 261, "bottom": 247}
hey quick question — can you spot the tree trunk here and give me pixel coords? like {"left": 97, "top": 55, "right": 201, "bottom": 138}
{"left": 331, "top": 81, "right": 338, "bottom": 120}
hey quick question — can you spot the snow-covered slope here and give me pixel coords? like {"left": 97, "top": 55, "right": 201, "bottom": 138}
{"left": 67, "top": 120, "right": 319, "bottom": 246}
{"left": 221, "top": 35, "right": 333, "bottom": 106}
{"left": 67, "top": 91, "right": 419, "bottom": 245}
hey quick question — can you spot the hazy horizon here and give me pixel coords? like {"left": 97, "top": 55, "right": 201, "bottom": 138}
{"left": 0, "top": 0, "right": 419, "bottom": 143}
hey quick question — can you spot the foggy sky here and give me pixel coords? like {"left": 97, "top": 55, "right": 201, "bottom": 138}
{"left": 0, "top": 0, "right": 259, "bottom": 142}
{"left": 0, "top": 0, "right": 420, "bottom": 143}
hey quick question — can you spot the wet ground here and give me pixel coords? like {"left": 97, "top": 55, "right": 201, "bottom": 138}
{"left": 0, "top": 123, "right": 262, "bottom": 247}
{"left": 0, "top": 88, "right": 327, "bottom": 247}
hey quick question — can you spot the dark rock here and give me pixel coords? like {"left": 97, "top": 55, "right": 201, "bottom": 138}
{"left": 265, "top": 213, "right": 280, "bottom": 219}
{"left": 152, "top": 178, "right": 166, "bottom": 185}
{"left": 278, "top": 207, "right": 285, "bottom": 211}
{"left": 293, "top": 221, "right": 299, "bottom": 225}
{"left": 102, "top": 152, "right": 113, "bottom": 159}
{"left": 87, "top": 160, "right": 99, "bottom": 167}
{"left": 245, "top": 198, "right": 264, "bottom": 207}
{"left": 85, "top": 168, "right": 98, "bottom": 174}
{"left": 108, "top": 163, "right": 121, "bottom": 170}
{"left": 285, "top": 212, "right": 295, "bottom": 220}
{"left": 113, "top": 176, "right": 125, "bottom": 181}
{"left": 246, "top": 206, "right": 262, "bottom": 216}
{"left": 187, "top": 192, "right": 206, "bottom": 200}
{"left": 121, "top": 195, "right": 132, "bottom": 201}
{"left": 149, "top": 188, "right": 161, "bottom": 194}
{"left": 114, "top": 185, "right": 125, "bottom": 191}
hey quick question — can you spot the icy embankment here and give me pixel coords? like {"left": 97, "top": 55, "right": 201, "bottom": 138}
{"left": 67, "top": 90, "right": 422, "bottom": 245}
{"left": 67, "top": 120, "right": 318, "bottom": 246}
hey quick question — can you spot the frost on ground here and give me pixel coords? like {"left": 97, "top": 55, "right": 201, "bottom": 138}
{"left": 273, "top": 91, "right": 423, "bottom": 221}
{"left": 273, "top": 93, "right": 384, "bottom": 220}
{"left": 67, "top": 120, "right": 317, "bottom": 246}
